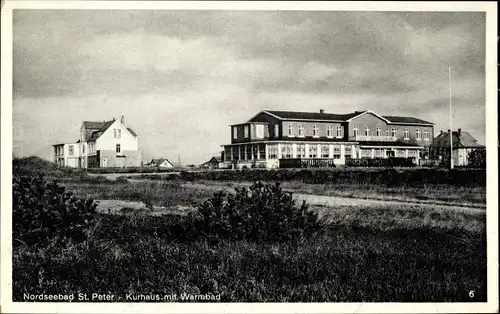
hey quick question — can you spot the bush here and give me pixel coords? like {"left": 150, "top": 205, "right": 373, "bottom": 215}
{"left": 468, "top": 149, "right": 486, "bottom": 169}
{"left": 194, "top": 182, "right": 322, "bottom": 242}
{"left": 13, "top": 175, "right": 97, "bottom": 248}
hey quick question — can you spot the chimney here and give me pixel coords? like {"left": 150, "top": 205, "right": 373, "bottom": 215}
{"left": 457, "top": 128, "right": 461, "bottom": 136}
{"left": 120, "top": 115, "right": 125, "bottom": 125}
{"left": 319, "top": 109, "right": 324, "bottom": 114}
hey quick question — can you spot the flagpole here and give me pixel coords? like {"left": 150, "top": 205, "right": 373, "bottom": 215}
{"left": 449, "top": 66, "right": 454, "bottom": 169}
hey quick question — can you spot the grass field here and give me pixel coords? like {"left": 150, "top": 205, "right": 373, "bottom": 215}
{"left": 12, "top": 157, "right": 487, "bottom": 302}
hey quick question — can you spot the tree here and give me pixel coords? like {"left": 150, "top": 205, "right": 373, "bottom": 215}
{"left": 468, "top": 149, "right": 486, "bottom": 168}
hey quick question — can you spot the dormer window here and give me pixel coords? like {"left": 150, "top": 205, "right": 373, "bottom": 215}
{"left": 288, "top": 124, "right": 295, "bottom": 137}
{"left": 354, "top": 126, "right": 359, "bottom": 137}
{"left": 233, "top": 127, "right": 238, "bottom": 139}
{"left": 376, "top": 127, "right": 382, "bottom": 137}
{"left": 244, "top": 125, "right": 249, "bottom": 138}
{"left": 364, "top": 126, "right": 370, "bottom": 136}
{"left": 416, "top": 129, "right": 421, "bottom": 140}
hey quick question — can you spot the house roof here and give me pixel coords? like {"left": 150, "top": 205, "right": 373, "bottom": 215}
{"left": 83, "top": 119, "right": 138, "bottom": 141}
{"left": 264, "top": 110, "right": 360, "bottom": 122}
{"left": 254, "top": 110, "right": 432, "bottom": 125}
{"left": 382, "top": 116, "right": 433, "bottom": 125}
{"left": 149, "top": 158, "right": 173, "bottom": 165}
{"left": 432, "top": 130, "right": 485, "bottom": 149}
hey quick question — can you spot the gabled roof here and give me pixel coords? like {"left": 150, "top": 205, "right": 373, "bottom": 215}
{"left": 127, "top": 128, "right": 137, "bottom": 137}
{"left": 148, "top": 158, "right": 173, "bottom": 166}
{"left": 263, "top": 110, "right": 359, "bottom": 122}
{"left": 382, "top": 116, "right": 433, "bottom": 125}
{"left": 432, "top": 130, "right": 485, "bottom": 149}
{"left": 248, "top": 110, "right": 432, "bottom": 125}
{"left": 83, "top": 119, "right": 138, "bottom": 141}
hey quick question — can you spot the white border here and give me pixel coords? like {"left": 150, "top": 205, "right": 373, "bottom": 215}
{"left": 1, "top": 1, "right": 498, "bottom": 313}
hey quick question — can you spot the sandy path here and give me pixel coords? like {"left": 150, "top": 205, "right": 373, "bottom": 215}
{"left": 179, "top": 182, "right": 485, "bottom": 213}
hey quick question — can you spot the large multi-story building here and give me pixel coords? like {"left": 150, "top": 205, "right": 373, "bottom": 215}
{"left": 53, "top": 116, "right": 141, "bottom": 168}
{"left": 220, "top": 109, "right": 434, "bottom": 169}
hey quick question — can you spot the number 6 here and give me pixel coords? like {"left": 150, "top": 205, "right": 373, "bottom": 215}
{"left": 469, "top": 290, "right": 475, "bottom": 298}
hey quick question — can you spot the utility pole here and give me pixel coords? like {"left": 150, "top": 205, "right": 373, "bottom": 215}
{"left": 449, "top": 66, "right": 454, "bottom": 169}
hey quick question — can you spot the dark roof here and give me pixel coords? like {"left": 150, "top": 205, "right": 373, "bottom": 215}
{"left": 265, "top": 110, "right": 360, "bottom": 121}
{"left": 432, "top": 131, "right": 485, "bottom": 149}
{"left": 83, "top": 121, "right": 106, "bottom": 129}
{"left": 260, "top": 110, "right": 432, "bottom": 125}
{"left": 82, "top": 119, "right": 138, "bottom": 141}
{"left": 382, "top": 115, "right": 433, "bottom": 125}
{"left": 127, "top": 128, "right": 137, "bottom": 137}
{"left": 358, "top": 141, "right": 423, "bottom": 147}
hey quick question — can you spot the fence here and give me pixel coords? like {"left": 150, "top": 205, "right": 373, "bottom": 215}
{"left": 345, "top": 157, "right": 415, "bottom": 167}
{"left": 279, "top": 158, "right": 336, "bottom": 169}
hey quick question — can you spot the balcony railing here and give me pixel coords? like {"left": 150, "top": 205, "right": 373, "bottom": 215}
{"left": 352, "top": 135, "right": 397, "bottom": 142}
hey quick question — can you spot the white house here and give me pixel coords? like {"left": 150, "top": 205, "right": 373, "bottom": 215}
{"left": 53, "top": 115, "right": 142, "bottom": 168}
{"left": 146, "top": 158, "right": 174, "bottom": 168}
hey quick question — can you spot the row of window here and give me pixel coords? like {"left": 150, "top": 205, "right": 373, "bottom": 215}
{"left": 359, "top": 148, "right": 419, "bottom": 158}
{"left": 264, "top": 144, "right": 349, "bottom": 160}
{"left": 287, "top": 124, "right": 343, "bottom": 138}
{"left": 63, "top": 143, "right": 119, "bottom": 156}
{"left": 233, "top": 124, "right": 431, "bottom": 140}
{"left": 353, "top": 126, "right": 430, "bottom": 139}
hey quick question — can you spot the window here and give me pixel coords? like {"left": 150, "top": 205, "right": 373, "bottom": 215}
{"left": 244, "top": 125, "right": 249, "bottom": 138}
{"left": 391, "top": 128, "right": 397, "bottom": 137}
{"left": 327, "top": 125, "right": 334, "bottom": 138}
{"left": 336, "top": 126, "right": 343, "bottom": 138}
{"left": 376, "top": 127, "right": 382, "bottom": 137}
{"left": 298, "top": 124, "right": 305, "bottom": 137}
{"left": 268, "top": 144, "right": 278, "bottom": 159}
{"left": 116, "top": 144, "right": 121, "bottom": 154}
{"left": 396, "top": 149, "right": 406, "bottom": 157}
{"left": 274, "top": 125, "right": 279, "bottom": 137}
{"left": 297, "top": 144, "right": 306, "bottom": 158}
{"left": 233, "top": 127, "right": 238, "bottom": 139}
{"left": 375, "top": 149, "right": 385, "bottom": 157}
{"left": 416, "top": 129, "right": 421, "bottom": 140}
{"left": 354, "top": 126, "right": 359, "bottom": 137}
{"left": 386, "top": 129, "right": 390, "bottom": 137}
{"left": 288, "top": 124, "right": 295, "bottom": 137}
{"left": 424, "top": 130, "right": 429, "bottom": 140}
{"left": 281, "top": 144, "right": 293, "bottom": 158}
{"left": 408, "top": 149, "right": 418, "bottom": 158}
{"left": 345, "top": 146, "right": 352, "bottom": 158}
{"left": 403, "top": 129, "right": 409, "bottom": 140}
{"left": 309, "top": 145, "right": 318, "bottom": 158}
{"left": 333, "top": 146, "right": 341, "bottom": 159}
{"left": 312, "top": 125, "right": 319, "bottom": 137}
{"left": 364, "top": 126, "right": 370, "bottom": 136}
{"left": 82, "top": 145, "right": 85, "bottom": 154}
{"left": 360, "top": 149, "right": 372, "bottom": 158}
{"left": 117, "top": 129, "right": 121, "bottom": 139}
{"left": 321, "top": 145, "right": 329, "bottom": 158}
{"left": 255, "top": 125, "right": 264, "bottom": 138}
{"left": 68, "top": 145, "right": 74, "bottom": 156}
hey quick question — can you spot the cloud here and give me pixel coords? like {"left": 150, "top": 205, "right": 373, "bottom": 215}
{"left": 12, "top": 10, "right": 487, "bottom": 163}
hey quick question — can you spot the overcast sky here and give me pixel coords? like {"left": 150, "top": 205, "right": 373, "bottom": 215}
{"left": 13, "top": 10, "right": 485, "bottom": 164}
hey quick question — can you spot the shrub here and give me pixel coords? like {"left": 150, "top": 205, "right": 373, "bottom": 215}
{"left": 468, "top": 149, "right": 486, "bottom": 169}
{"left": 13, "top": 175, "right": 97, "bottom": 248}
{"left": 194, "top": 182, "right": 322, "bottom": 242}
